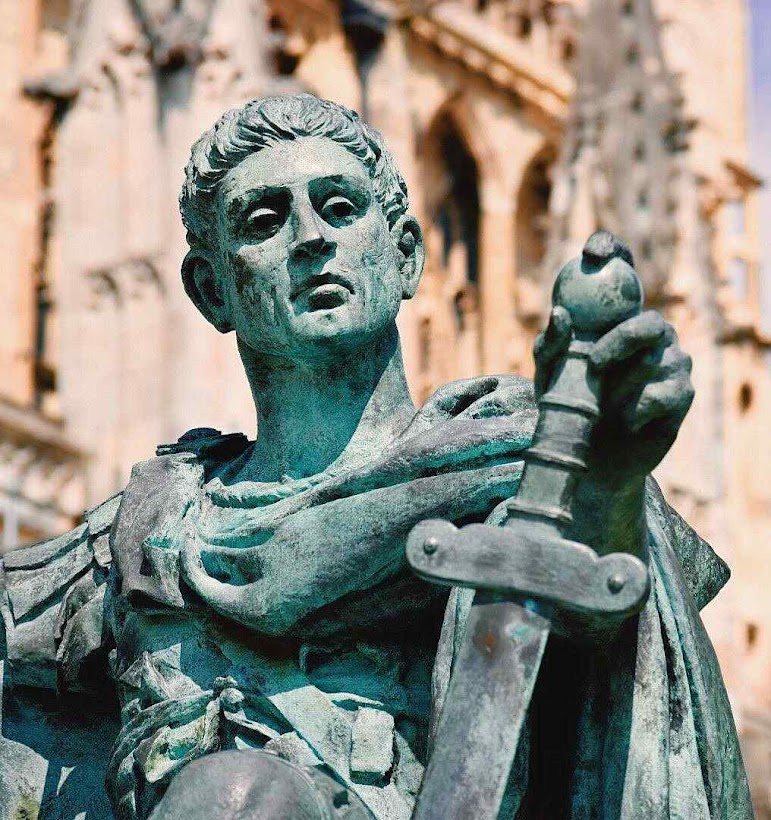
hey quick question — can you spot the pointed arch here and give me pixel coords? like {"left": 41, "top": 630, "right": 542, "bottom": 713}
{"left": 421, "top": 106, "right": 481, "bottom": 288}
{"left": 514, "top": 141, "right": 557, "bottom": 325}
{"left": 413, "top": 104, "right": 485, "bottom": 394}
{"left": 516, "top": 142, "right": 557, "bottom": 277}
{"left": 419, "top": 94, "right": 503, "bottom": 189}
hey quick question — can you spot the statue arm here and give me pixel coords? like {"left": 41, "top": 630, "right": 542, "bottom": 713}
{"left": 0, "top": 491, "right": 121, "bottom": 691}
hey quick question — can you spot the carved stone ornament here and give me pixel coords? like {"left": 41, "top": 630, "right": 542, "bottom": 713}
{"left": 129, "top": 0, "right": 218, "bottom": 68}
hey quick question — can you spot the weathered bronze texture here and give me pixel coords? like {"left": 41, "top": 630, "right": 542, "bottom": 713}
{"left": 0, "top": 94, "right": 752, "bottom": 820}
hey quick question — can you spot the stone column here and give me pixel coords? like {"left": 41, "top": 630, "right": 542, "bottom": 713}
{"left": 477, "top": 184, "right": 516, "bottom": 374}
{"left": 0, "top": 0, "right": 50, "bottom": 405}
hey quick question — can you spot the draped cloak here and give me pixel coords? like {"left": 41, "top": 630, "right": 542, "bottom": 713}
{"left": 0, "top": 375, "right": 752, "bottom": 820}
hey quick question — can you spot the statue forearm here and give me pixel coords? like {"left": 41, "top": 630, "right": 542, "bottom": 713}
{"left": 568, "top": 475, "right": 648, "bottom": 562}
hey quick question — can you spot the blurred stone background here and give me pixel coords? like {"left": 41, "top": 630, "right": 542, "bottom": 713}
{"left": 0, "top": 0, "right": 769, "bottom": 814}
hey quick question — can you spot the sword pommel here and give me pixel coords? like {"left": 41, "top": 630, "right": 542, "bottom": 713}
{"left": 552, "top": 229, "right": 643, "bottom": 337}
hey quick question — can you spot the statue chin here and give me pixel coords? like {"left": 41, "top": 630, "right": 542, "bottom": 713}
{"left": 243, "top": 315, "right": 400, "bottom": 368}
{"left": 148, "top": 751, "right": 374, "bottom": 820}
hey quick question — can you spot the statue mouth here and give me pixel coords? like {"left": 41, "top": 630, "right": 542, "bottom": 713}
{"left": 293, "top": 272, "right": 354, "bottom": 310}
{"left": 306, "top": 283, "right": 351, "bottom": 310}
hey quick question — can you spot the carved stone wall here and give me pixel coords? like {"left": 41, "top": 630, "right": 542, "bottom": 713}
{"left": 1, "top": 0, "right": 769, "bottom": 815}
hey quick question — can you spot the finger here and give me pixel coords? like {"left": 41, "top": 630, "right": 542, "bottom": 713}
{"left": 464, "top": 398, "right": 507, "bottom": 419}
{"left": 590, "top": 311, "right": 672, "bottom": 370}
{"left": 625, "top": 375, "right": 695, "bottom": 433}
{"left": 605, "top": 346, "right": 692, "bottom": 412}
{"left": 534, "top": 306, "right": 572, "bottom": 397}
{"left": 534, "top": 306, "right": 572, "bottom": 365}
{"left": 461, "top": 384, "right": 532, "bottom": 419}
{"left": 429, "top": 376, "right": 501, "bottom": 417}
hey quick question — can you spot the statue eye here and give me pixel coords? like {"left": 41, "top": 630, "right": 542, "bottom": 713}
{"left": 245, "top": 206, "right": 283, "bottom": 239}
{"left": 320, "top": 194, "right": 358, "bottom": 226}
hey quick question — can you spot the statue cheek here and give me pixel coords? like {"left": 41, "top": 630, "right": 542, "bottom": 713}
{"left": 227, "top": 250, "right": 288, "bottom": 330}
{"left": 356, "top": 221, "right": 397, "bottom": 274}
{"left": 229, "top": 248, "right": 287, "bottom": 294}
{"left": 230, "top": 252, "right": 255, "bottom": 297}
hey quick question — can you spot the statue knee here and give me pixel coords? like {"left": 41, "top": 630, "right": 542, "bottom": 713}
{"left": 148, "top": 750, "right": 374, "bottom": 820}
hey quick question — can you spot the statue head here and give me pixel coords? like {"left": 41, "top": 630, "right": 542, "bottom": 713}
{"left": 179, "top": 94, "right": 425, "bottom": 363}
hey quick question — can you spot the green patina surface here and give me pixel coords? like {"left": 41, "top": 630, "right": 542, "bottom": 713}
{"left": 0, "top": 94, "right": 753, "bottom": 820}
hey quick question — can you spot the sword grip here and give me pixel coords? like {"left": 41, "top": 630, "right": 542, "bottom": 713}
{"left": 507, "top": 233, "right": 643, "bottom": 535}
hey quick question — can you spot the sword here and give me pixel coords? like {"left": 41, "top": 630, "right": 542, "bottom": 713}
{"left": 406, "top": 233, "right": 651, "bottom": 820}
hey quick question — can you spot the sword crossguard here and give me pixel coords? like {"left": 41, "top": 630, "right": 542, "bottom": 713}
{"left": 406, "top": 519, "right": 650, "bottom": 620}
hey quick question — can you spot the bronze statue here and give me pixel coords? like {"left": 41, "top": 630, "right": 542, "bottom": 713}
{"left": 0, "top": 94, "right": 752, "bottom": 820}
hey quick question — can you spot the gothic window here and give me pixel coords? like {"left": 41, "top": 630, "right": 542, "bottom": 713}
{"left": 426, "top": 115, "right": 480, "bottom": 292}
{"left": 516, "top": 148, "right": 554, "bottom": 278}
{"left": 419, "top": 112, "right": 481, "bottom": 385}
{"left": 268, "top": 14, "right": 303, "bottom": 77}
{"left": 514, "top": 147, "right": 554, "bottom": 327}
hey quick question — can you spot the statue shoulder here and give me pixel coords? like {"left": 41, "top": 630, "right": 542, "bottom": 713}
{"left": 111, "top": 427, "right": 250, "bottom": 610}
{"left": 0, "top": 428, "right": 251, "bottom": 692}
{"left": 0, "top": 491, "right": 122, "bottom": 691}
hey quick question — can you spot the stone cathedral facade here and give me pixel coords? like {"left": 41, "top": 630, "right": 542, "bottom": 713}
{"left": 1, "top": 0, "right": 770, "bottom": 813}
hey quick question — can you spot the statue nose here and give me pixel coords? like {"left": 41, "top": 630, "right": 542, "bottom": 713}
{"left": 292, "top": 200, "right": 335, "bottom": 261}
{"left": 292, "top": 234, "right": 336, "bottom": 261}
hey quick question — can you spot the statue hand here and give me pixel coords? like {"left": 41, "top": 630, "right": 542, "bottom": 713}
{"left": 534, "top": 307, "right": 695, "bottom": 491}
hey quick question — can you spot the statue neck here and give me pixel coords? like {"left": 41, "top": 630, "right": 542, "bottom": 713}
{"left": 236, "top": 325, "right": 416, "bottom": 483}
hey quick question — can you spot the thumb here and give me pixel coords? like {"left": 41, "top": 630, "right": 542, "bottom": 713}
{"left": 534, "top": 306, "right": 572, "bottom": 398}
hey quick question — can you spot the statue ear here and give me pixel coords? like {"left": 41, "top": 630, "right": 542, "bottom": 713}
{"left": 391, "top": 215, "right": 425, "bottom": 300}
{"left": 181, "top": 251, "right": 233, "bottom": 333}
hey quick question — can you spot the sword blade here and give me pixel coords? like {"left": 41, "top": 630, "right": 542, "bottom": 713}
{"left": 412, "top": 600, "right": 550, "bottom": 820}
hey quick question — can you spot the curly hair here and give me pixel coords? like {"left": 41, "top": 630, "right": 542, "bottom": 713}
{"left": 179, "top": 94, "right": 409, "bottom": 254}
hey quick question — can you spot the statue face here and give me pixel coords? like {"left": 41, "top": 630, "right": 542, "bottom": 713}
{"left": 211, "top": 136, "right": 418, "bottom": 361}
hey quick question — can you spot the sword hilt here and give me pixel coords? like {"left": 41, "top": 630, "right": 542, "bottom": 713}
{"left": 507, "top": 231, "right": 642, "bottom": 537}
{"left": 407, "top": 234, "right": 649, "bottom": 820}
{"left": 406, "top": 232, "right": 650, "bottom": 626}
